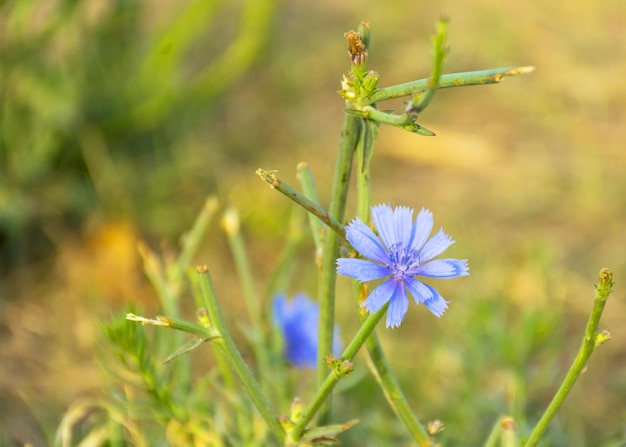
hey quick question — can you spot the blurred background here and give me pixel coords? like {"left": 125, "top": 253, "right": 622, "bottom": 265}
{"left": 1, "top": 0, "right": 625, "bottom": 445}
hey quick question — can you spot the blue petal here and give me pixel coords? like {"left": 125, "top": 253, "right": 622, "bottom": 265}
{"left": 418, "top": 228, "right": 454, "bottom": 262}
{"left": 272, "top": 294, "right": 343, "bottom": 369}
{"left": 392, "top": 206, "right": 415, "bottom": 249}
{"left": 337, "top": 258, "right": 391, "bottom": 281}
{"left": 272, "top": 293, "right": 287, "bottom": 321}
{"left": 413, "top": 259, "right": 469, "bottom": 278}
{"left": 409, "top": 208, "right": 434, "bottom": 252}
{"left": 272, "top": 294, "right": 318, "bottom": 368}
{"left": 421, "top": 284, "right": 449, "bottom": 317}
{"left": 360, "top": 279, "right": 397, "bottom": 313}
{"left": 404, "top": 277, "right": 435, "bottom": 304}
{"left": 403, "top": 278, "right": 448, "bottom": 317}
{"left": 386, "top": 286, "right": 409, "bottom": 328}
{"left": 371, "top": 203, "right": 396, "bottom": 249}
{"left": 291, "top": 294, "right": 319, "bottom": 320}
{"left": 345, "top": 218, "right": 389, "bottom": 265}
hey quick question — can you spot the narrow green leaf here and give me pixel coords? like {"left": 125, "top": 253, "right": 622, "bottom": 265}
{"left": 163, "top": 336, "right": 208, "bottom": 364}
{"left": 299, "top": 419, "right": 360, "bottom": 444}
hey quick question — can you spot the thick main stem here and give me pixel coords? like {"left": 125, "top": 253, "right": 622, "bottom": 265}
{"left": 316, "top": 113, "right": 360, "bottom": 423}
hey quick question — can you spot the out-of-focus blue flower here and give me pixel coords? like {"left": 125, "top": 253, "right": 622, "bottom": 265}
{"left": 272, "top": 294, "right": 341, "bottom": 368}
{"left": 337, "top": 204, "right": 469, "bottom": 328}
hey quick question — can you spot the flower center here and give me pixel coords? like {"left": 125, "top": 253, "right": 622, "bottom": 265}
{"left": 388, "top": 243, "right": 419, "bottom": 279}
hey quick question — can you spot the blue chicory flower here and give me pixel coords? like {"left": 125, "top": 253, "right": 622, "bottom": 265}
{"left": 272, "top": 294, "right": 341, "bottom": 368}
{"left": 337, "top": 204, "right": 469, "bottom": 328}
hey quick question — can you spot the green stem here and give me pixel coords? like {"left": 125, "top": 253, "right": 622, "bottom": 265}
{"left": 171, "top": 196, "right": 219, "bottom": 285}
{"left": 483, "top": 421, "right": 501, "bottom": 447}
{"left": 223, "top": 208, "right": 262, "bottom": 325}
{"left": 524, "top": 268, "right": 613, "bottom": 447}
{"left": 316, "top": 113, "right": 360, "bottom": 423}
{"left": 363, "top": 327, "right": 432, "bottom": 446}
{"left": 170, "top": 196, "right": 219, "bottom": 392}
{"left": 196, "top": 267, "right": 284, "bottom": 443}
{"left": 502, "top": 416, "right": 520, "bottom": 447}
{"left": 126, "top": 313, "right": 216, "bottom": 339}
{"left": 366, "top": 66, "right": 535, "bottom": 104}
{"left": 354, "top": 118, "right": 432, "bottom": 447}
{"left": 256, "top": 169, "right": 346, "bottom": 239}
{"left": 344, "top": 107, "right": 435, "bottom": 136}
{"left": 297, "top": 162, "right": 323, "bottom": 253}
{"left": 288, "top": 303, "right": 388, "bottom": 443}
{"left": 222, "top": 208, "right": 273, "bottom": 389}
{"left": 137, "top": 243, "right": 179, "bottom": 319}
{"left": 410, "top": 17, "right": 448, "bottom": 113}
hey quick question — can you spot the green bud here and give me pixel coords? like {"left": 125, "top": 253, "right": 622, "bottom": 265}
{"left": 338, "top": 360, "right": 354, "bottom": 376}
{"left": 279, "top": 415, "right": 294, "bottom": 431}
{"left": 196, "top": 308, "right": 211, "bottom": 327}
{"left": 221, "top": 208, "right": 240, "bottom": 235}
{"left": 324, "top": 354, "right": 338, "bottom": 367}
{"left": 595, "top": 267, "right": 614, "bottom": 302}
{"left": 427, "top": 419, "right": 445, "bottom": 435}
{"left": 289, "top": 398, "right": 302, "bottom": 421}
{"left": 361, "top": 70, "right": 380, "bottom": 97}
{"left": 595, "top": 329, "right": 611, "bottom": 347}
{"left": 358, "top": 21, "right": 371, "bottom": 50}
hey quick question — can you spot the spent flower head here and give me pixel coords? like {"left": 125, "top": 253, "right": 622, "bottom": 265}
{"left": 337, "top": 204, "right": 469, "bottom": 328}
{"left": 272, "top": 294, "right": 341, "bottom": 368}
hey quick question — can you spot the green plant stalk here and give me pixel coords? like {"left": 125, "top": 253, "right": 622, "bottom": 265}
{"left": 344, "top": 106, "right": 435, "bottom": 136}
{"left": 366, "top": 66, "right": 535, "bottom": 104}
{"left": 196, "top": 267, "right": 285, "bottom": 443}
{"left": 316, "top": 113, "right": 360, "bottom": 423}
{"left": 410, "top": 17, "right": 448, "bottom": 113}
{"left": 136, "top": 242, "right": 184, "bottom": 382}
{"left": 297, "top": 162, "right": 323, "bottom": 253}
{"left": 190, "top": 271, "right": 241, "bottom": 427}
{"left": 171, "top": 195, "right": 219, "bottom": 285}
{"left": 126, "top": 313, "right": 217, "bottom": 339}
{"left": 191, "top": 270, "right": 240, "bottom": 395}
{"left": 501, "top": 416, "right": 520, "bottom": 447}
{"left": 355, "top": 118, "right": 379, "bottom": 217}
{"left": 256, "top": 169, "right": 346, "bottom": 239}
{"left": 354, "top": 119, "right": 432, "bottom": 447}
{"left": 483, "top": 416, "right": 505, "bottom": 447}
{"left": 138, "top": 243, "right": 179, "bottom": 319}
{"left": 523, "top": 268, "right": 614, "bottom": 447}
{"left": 288, "top": 303, "right": 389, "bottom": 443}
{"left": 170, "top": 196, "right": 218, "bottom": 392}
{"left": 223, "top": 208, "right": 262, "bottom": 324}
{"left": 223, "top": 208, "right": 272, "bottom": 386}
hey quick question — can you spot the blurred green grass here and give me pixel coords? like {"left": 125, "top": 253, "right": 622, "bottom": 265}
{"left": 1, "top": 0, "right": 625, "bottom": 445}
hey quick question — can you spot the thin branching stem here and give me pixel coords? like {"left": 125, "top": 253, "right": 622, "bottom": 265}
{"left": 297, "top": 162, "right": 323, "bottom": 253}
{"left": 288, "top": 303, "right": 388, "bottom": 443}
{"left": 366, "top": 66, "right": 535, "bottom": 104}
{"left": 256, "top": 169, "right": 346, "bottom": 239}
{"left": 410, "top": 17, "right": 449, "bottom": 113}
{"left": 196, "top": 267, "right": 285, "bottom": 443}
{"left": 524, "top": 269, "right": 613, "bottom": 447}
